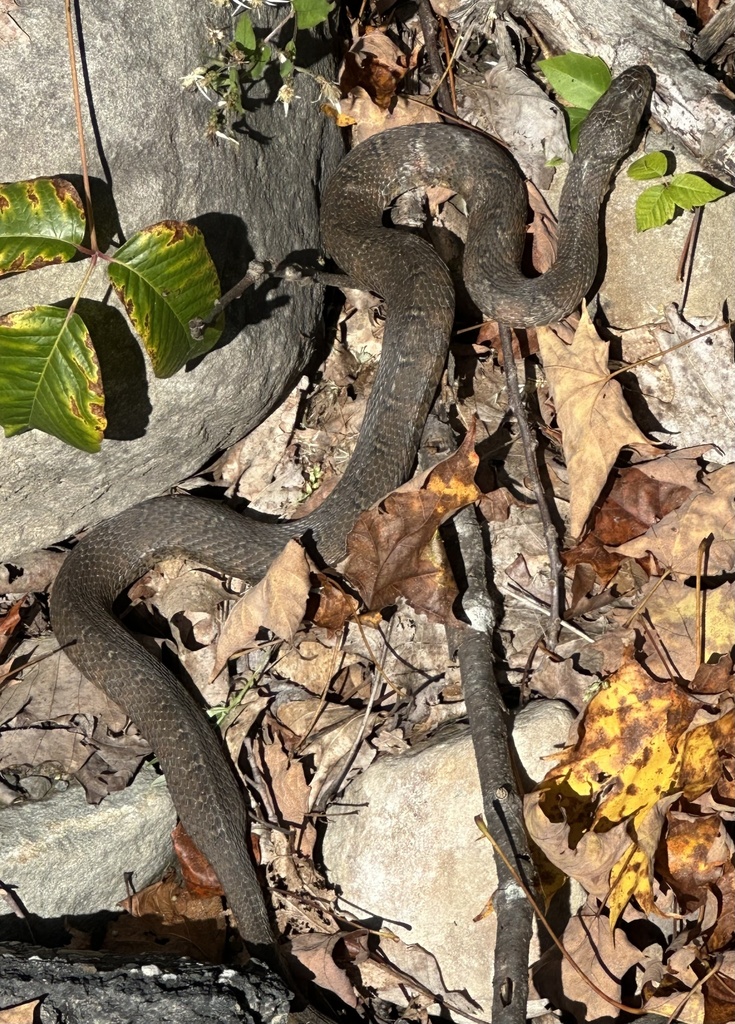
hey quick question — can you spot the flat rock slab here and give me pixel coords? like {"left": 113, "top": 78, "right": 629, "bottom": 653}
{"left": 322, "top": 701, "right": 581, "bottom": 1020}
{"left": 0, "top": 1, "right": 341, "bottom": 561}
{"left": 0, "top": 765, "right": 176, "bottom": 919}
{"left": 0, "top": 945, "right": 289, "bottom": 1024}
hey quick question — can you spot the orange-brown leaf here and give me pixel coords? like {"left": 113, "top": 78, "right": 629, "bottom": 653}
{"left": 343, "top": 429, "right": 481, "bottom": 621}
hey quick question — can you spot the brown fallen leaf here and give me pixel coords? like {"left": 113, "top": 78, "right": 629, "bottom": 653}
{"left": 212, "top": 540, "right": 313, "bottom": 675}
{"left": 172, "top": 821, "right": 223, "bottom": 898}
{"left": 288, "top": 931, "right": 358, "bottom": 1007}
{"left": 117, "top": 872, "right": 226, "bottom": 960}
{"left": 643, "top": 579, "right": 735, "bottom": 682}
{"left": 591, "top": 463, "right": 694, "bottom": 545}
{"left": 612, "top": 462, "right": 735, "bottom": 577}
{"left": 531, "top": 899, "right": 646, "bottom": 1020}
{"left": 0, "top": 1000, "right": 41, "bottom": 1024}
{"left": 659, "top": 811, "right": 732, "bottom": 913}
{"left": 537, "top": 306, "right": 659, "bottom": 537}
{"left": 339, "top": 87, "right": 441, "bottom": 146}
{"left": 562, "top": 532, "right": 626, "bottom": 587}
{"left": 340, "top": 30, "right": 414, "bottom": 111}
{"left": 261, "top": 732, "right": 309, "bottom": 828}
{"left": 309, "top": 574, "right": 360, "bottom": 633}
{"left": 342, "top": 428, "right": 481, "bottom": 622}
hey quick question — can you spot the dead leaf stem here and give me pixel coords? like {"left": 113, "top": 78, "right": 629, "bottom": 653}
{"left": 499, "top": 323, "right": 563, "bottom": 647}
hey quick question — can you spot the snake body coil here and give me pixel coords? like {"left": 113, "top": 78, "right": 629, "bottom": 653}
{"left": 50, "top": 66, "right": 652, "bottom": 1003}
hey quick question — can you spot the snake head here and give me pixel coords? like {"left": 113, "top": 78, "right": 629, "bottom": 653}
{"left": 575, "top": 65, "right": 653, "bottom": 166}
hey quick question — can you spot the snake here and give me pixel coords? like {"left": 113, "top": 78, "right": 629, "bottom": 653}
{"left": 50, "top": 65, "right": 652, "bottom": 1015}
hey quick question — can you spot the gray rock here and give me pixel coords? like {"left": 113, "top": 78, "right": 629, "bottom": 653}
{"left": 0, "top": 945, "right": 289, "bottom": 1024}
{"left": 599, "top": 151, "right": 735, "bottom": 329}
{"left": 322, "top": 702, "right": 581, "bottom": 1021}
{"left": 0, "top": 765, "right": 176, "bottom": 918}
{"left": 0, "top": 0, "right": 341, "bottom": 561}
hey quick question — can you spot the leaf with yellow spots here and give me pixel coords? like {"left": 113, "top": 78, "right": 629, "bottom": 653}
{"left": 0, "top": 305, "right": 105, "bottom": 452}
{"left": 534, "top": 660, "right": 734, "bottom": 926}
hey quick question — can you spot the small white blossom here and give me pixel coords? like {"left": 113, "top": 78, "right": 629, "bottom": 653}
{"left": 277, "top": 81, "right": 299, "bottom": 116}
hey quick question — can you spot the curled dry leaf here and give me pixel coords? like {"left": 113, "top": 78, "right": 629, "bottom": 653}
{"left": 172, "top": 821, "right": 223, "bottom": 898}
{"left": 118, "top": 872, "right": 226, "bottom": 960}
{"left": 212, "top": 540, "right": 313, "bottom": 676}
{"left": 536, "top": 307, "right": 658, "bottom": 538}
{"left": 531, "top": 900, "right": 646, "bottom": 1020}
{"left": 340, "top": 30, "right": 415, "bottom": 111}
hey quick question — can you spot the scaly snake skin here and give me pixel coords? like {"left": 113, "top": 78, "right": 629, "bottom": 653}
{"left": 50, "top": 65, "right": 652, "bottom": 1009}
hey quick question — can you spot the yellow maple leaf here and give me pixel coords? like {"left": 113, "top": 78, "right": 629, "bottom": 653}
{"left": 538, "top": 661, "right": 732, "bottom": 926}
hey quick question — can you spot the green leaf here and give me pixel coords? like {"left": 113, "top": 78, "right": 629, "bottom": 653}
{"left": 566, "top": 106, "right": 589, "bottom": 152}
{"left": 0, "top": 178, "right": 85, "bottom": 277}
{"left": 292, "top": 0, "right": 334, "bottom": 30}
{"left": 635, "top": 183, "right": 677, "bottom": 232}
{"left": 627, "top": 151, "right": 669, "bottom": 180}
{"left": 251, "top": 44, "right": 272, "bottom": 81}
{"left": 107, "top": 221, "right": 223, "bottom": 378}
{"left": 0, "top": 305, "right": 105, "bottom": 452}
{"left": 280, "top": 58, "right": 294, "bottom": 80}
{"left": 538, "top": 53, "right": 611, "bottom": 110}
{"left": 666, "top": 173, "right": 726, "bottom": 211}
{"left": 234, "top": 13, "right": 256, "bottom": 50}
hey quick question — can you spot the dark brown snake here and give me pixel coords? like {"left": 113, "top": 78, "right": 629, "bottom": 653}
{"left": 50, "top": 66, "right": 652, "bottom": 1015}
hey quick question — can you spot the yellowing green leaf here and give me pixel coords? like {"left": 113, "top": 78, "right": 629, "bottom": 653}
{"left": 0, "top": 305, "right": 105, "bottom": 452}
{"left": 108, "top": 221, "right": 222, "bottom": 378}
{"left": 0, "top": 178, "right": 85, "bottom": 276}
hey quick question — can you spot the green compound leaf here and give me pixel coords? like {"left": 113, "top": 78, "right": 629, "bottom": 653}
{"left": 0, "top": 178, "right": 85, "bottom": 277}
{"left": 0, "top": 305, "right": 105, "bottom": 452}
{"left": 538, "top": 53, "right": 611, "bottom": 110}
{"left": 635, "top": 183, "right": 677, "bottom": 232}
{"left": 627, "top": 151, "right": 669, "bottom": 181}
{"left": 292, "top": 0, "right": 335, "bottom": 30}
{"left": 107, "top": 221, "right": 223, "bottom": 379}
{"left": 666, "top": 173, "right": 726, "bottom": 210}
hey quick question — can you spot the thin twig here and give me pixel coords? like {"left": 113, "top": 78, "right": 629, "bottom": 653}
{"left": 64, "top": 0, "right": 97, "bottom": 253}
{"left": 189, "top": 260, "right": 274, "bottom": 338}
{"left": 498, "top": 324, "right": 563, "bottom": 649}
{"left": 418, "top": 0, "right": 454, "bottom": 114}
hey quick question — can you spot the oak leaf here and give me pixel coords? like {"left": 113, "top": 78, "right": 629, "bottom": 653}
{"left": 537, "top": 307, "right": 658, "bottom": 537}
